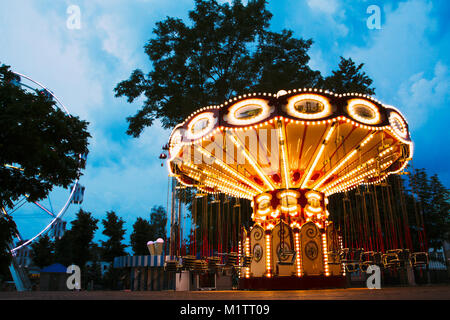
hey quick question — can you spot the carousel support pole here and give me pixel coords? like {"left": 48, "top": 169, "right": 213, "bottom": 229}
{"left": 265, "top": 230, "right": 272, "bottom": 278}
{"left": 294, "top": 229, "right": 302, "bottom": 277}
{"left": 245, "top": 234, "right": 251, "bottom": 278}
{"left": 322, "top": 232, "right": 330, "bottom": 276}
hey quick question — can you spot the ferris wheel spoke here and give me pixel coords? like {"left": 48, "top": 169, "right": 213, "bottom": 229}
{"left": 31, "top": 200, "right": 56, "bottom": 218}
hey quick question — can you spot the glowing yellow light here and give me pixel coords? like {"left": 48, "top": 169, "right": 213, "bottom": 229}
{"left": 286, "top": 94, "right": 332, "bottom": 119}
{"left": 301, "top": 124, "right": 336, "bottom": 189}
{"left": 185, "top": 112, "right": 217, "bottom": 140}
{"left": 265, "top": 234, "right": 271, "bottom": 277}
{"left": 225, "top": 99, "right": 272, "bottom": 126}
{"left": 294, "top": 232, "right": 302, "bottom": 277}
{"left": 322, "top": 233, "right": 330, "bottom": 276}
{"left": 229, "top": 132, "right": 276, "bottom": 191}
{"left": 347, "top": 99, "right": 380, "bottom": 125}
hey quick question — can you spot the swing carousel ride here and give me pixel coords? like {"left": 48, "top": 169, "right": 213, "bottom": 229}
{"left": 165, "top": 88, "right": 420, "bottom": 289}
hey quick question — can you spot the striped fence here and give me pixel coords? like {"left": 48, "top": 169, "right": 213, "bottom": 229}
{"left": 113, "top": 255, "right": 167, "bottom": 268}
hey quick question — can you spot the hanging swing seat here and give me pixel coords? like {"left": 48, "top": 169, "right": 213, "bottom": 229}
{"left": 226, "top": 252, "right": 239, "bottom": 267}
{"left": 165, "top": 260, "right": 179, "bottom": 273}
{"left": 341, "top": 248, "right": 364, "bottom": 273}
{"left": 360, "top": 251, "right": 382, "bottom": 271}
{"left": 207, "top": 256, "right": 221, "bottom": 272}
{"left": 382, "top": 251, "right": 401, "bottom": 269}
{"left": 193, "top": 260, "right": 209, "bottom": 273}
{"left": 411, "top": 252, "right": 428, "bottom": 267}
{"left": 242, "top": 255, "right": 253, "bottom": 268}
{"left": 327, "top": 251, "right": 341, "bottom": 265}
{"left": 182, "top": 255, "right": 196, "bottom": 270}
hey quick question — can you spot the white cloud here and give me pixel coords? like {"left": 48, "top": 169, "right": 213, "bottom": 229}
{"left": 306, "top": 0, "right": 348, "bottom": 37}
{"left": 307, "top": 0, "right": 340, "bottom": 15}
{"left": 345, "top": 0, "right": 436, "bottom": 97}
{"left": 398, "top": 61, "right": 450, "bottom": 128}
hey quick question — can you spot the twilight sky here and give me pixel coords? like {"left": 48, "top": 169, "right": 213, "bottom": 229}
{"left": 1, "top": 0, "right": 449, "bottom": 247}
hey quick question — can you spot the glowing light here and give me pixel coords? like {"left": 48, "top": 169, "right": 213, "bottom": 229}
{"left": 347, "top": 99, "right": 380, "bottom": 125}
{"left": 265, "top": 233, "right": 272, "bottom": 277}
{"left": 245, "top": 236, "right": 251, "bottom": 278}
{"left": 286, "top": 94, "right": 332, "bottom": 119}
{"left": 294, "top": 232, "right": 302, "bottom": 277}
{"left": 185, "top": 112, "right": 217, "bottom": 140}
{"left": 225, "top": 99, "right": 272, "bottom": 126}
{"left": 322, "top": 233, "right": 330, "bottom": 276}
{"left": 229, "top": 132, "right": 276, "bottom": 191}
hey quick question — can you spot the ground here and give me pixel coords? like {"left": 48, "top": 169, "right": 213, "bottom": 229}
{"left": 0, "top": 285, "right": 449, "bottom": 300}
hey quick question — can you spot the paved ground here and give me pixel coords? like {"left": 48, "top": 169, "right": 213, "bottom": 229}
{"left": 0, "top": 285, "right": 449, "bottom": 300}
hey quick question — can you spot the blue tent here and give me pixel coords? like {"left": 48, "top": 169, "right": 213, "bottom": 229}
{"left": 40, "top": 263, "right": 67, "bottom": 273}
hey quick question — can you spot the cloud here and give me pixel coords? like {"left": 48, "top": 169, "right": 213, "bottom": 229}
{"left": 345, "top": 0, "right": 437, "bottom": 97}
{"left": 306, "top": 0, "right": 348, "bottom": 37}
{"left": 307, "top": 0, "right": 340, "bottom": 15}
{"left": 398, "top": 61, "right": 450, "bottom": 128}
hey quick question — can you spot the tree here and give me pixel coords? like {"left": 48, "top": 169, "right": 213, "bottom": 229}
{"left": 321, "top": 57, "right": 375, "bottom": 95}
{"left": 69, "top": 209, "right": 98, "bottom": 268}
{"left": 0, "top": 215, "right": 17, "bottom": 282}
{"left": 54, "top": 230, "right": 74, "bottom": 266}
{"left": 149, "top": 206, "right": 167, "bottom": 239}
{"left": 100, "top": 211, "right": 127, "bottom": 262}
{"left": 54, "top": 209, "right": 98, "bottom": 270}
{"left": 427, "top": 174, "right": 450, "bottom": 249}
{"left": 115, "top": 0, "right": 324, "bottom": 136}
{"left": 30, "top": 235, "right": 54, "bottom": 269}
{"left": 99, "top": 211, "right": 127, "bottom": 290}
{"left": 130, "top": 217, "right": 152, "bottom": 255}
{"left": 0, "top": 63, "right": 90, "bottom": 209}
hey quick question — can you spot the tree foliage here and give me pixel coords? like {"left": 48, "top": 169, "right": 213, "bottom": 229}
{"left": 0, "top": 63, "right": 90, "bottom": 209}
{"left": 130, "top": 217, "right": 152, "bottom": 255}
{"left": 410, "top": 169, "right": 450, "bottom": 249}
{"left": 149, "top": 205, "right": 168, "bottom": 240}
{"left": 31, "top": 234, "right": 55, "bottom": 269}
{"left": 321, "top": 57, "right": 375, "bottom": 95}
{"left": 54, "top": 209, "right": 98, "bottom": 267}
{"left": 130, "top": 206, "right": 168, "bottom": 255}
{"left": 115, "top": 0, "right": 360, "bottom": 136}
{"left": 0, "top": 215, "right": 17, "bottom": 280}
{"left": 100, "top": 211, "right": 127, "bottom": 262}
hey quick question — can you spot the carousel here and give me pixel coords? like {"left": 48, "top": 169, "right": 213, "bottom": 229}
{"left": 165, "top": 88, "right": 414, "bottom": 289}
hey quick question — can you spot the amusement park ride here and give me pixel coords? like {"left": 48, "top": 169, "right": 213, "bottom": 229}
{"left": 164, "top": 88, "right": 425, "bottom": 289}
{"left": 1, "top": 72, "right": 86, "bottom": 291}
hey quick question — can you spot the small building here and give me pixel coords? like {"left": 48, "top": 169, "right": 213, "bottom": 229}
{"left": 39, "top": 263, "right": 69, "bottom": 291}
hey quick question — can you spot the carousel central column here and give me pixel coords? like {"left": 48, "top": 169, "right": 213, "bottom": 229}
{"left": 250, "top": 188, "right": 330, "bottom": 278}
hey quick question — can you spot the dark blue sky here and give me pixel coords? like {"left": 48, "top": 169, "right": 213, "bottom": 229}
{"left": 1, "top": 0, "right": 449, "bottom": 245}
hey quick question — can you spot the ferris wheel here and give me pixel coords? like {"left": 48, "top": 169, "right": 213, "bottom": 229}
{"left": 1, "top": 71, "right": 86, "bottom": 254}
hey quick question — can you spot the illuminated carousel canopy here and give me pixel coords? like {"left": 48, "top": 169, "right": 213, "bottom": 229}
{"left": 168, "top": 88, "right": 413, "bottom": 201}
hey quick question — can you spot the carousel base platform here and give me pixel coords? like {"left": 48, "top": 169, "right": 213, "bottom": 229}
{"left": 239, "top": 275, "right": 347, "bottom": 290}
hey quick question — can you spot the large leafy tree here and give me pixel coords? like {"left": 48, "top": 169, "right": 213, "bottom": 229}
{"left": 149, "top": 205, "right": 168, "bottom": 240}
{"left": 31, "top": 234, "right": 55, "bottom": 269}
{"left": 0, "top": 64, "right": 90, "bottom": 209}
{"left": 321, "top": 57, "right": 375, "bottom": 95}
{"left": 130, "top": 217, "right": 153, "bottom": 255}
{"left": 54, "top": 209, "right": 98, "bottom": 268}
{"left": 0, "top": 215, "right": 17, "bottom": 282}
{"left": 68, "top": 209, "right": 98, "bottom": 268}
{"left": 115, "top": 0, "right": 325, "bottom": 136}
{"left": 410, "top": 170, "right": 450, "bottom": 250}
{"left": 100, "top": 211, "right": 127, "bottom": 262}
